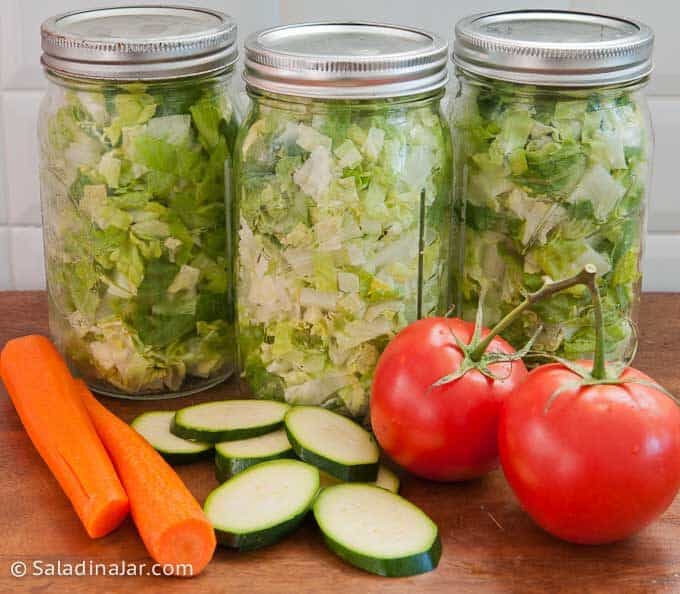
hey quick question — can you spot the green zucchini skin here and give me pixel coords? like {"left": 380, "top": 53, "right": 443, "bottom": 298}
{"left": 285, "top": 425, "right": 379, "bottom": 482}
{"left": 214, "top": 449, "right": 297, "bottom": 482}
{"left": 320, "top": 532, "right": 442, "bottom": 577}
{"left": 314, "top": 484, "right": 440, "bottom": 577}
{"left": 318, "top": 465, "right": 400, "bottom": 492}
{"left": 160, "top": 448, "right": 214, "bottom": 465}
{"left": 170, "top": 416, "right": 284, "bottom": 443}
{"left": 204, "top": 459, "right": 320, "bottom": 552}
{"left": 214, "top": 508, "right": 310, "bottom": 552}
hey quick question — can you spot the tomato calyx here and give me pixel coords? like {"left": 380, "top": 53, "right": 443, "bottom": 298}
{"left": 432, "top": 266, "right": 600, "bottom": 389}
{"left": 432, "top": 305, "right": 539, "bottom": 387}
{"left": 536, "top": 270, "right": 676, "bottom": 412}
{"left": 541, "top": 356, "right": 674, "bottom": 412}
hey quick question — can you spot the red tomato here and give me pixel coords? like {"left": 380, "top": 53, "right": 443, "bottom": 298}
{"left": 371, "top": 317, "right": 528, "bottom": 481}
{"left": 499, "top": 362, "right": 680, "bottom": 544}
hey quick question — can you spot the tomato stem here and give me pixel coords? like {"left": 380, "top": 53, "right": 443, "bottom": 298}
{"left": 469, "top": 266, "right": 599, "bottom": 363}
{"left": 583, "top": 267, "right": 607, "bottom": 380}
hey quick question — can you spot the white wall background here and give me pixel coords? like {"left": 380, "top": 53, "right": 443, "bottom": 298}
{"left": 0, "top": 0, "right": 677, "bottom": 290}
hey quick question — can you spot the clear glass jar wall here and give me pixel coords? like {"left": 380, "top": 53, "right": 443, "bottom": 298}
{"left": 450, "top": 70, "right": 652, "bottom": 362}
{"left": 235, "top": 90, "right": 452, "bottom": 419}
{"left": 39, "top": 71, "right": 239, "bottom": 397}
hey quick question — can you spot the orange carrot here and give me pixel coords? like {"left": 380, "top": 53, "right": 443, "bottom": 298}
{"left": 76, "top": 380, "right": 216, "bottom": 577}
{"left": 0, "top": 335, "right": 129, "bottom": 538}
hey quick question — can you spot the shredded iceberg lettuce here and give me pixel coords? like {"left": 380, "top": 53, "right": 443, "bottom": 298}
{"left": 40, "top": 78, "right": 238, "bottom": 394}
{"left": 451, "top": 75, "right": 650, "bottom": 361}
{"left": 235, "top": 95, "right": 452, "bottom": 419}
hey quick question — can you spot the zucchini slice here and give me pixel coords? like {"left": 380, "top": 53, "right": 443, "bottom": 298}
{"left": 375, "top": 465, "right": 400, "bottom": 493}
{"left": 284, "top": 406, "right": 379, "bottom": 482}
{"left": 204, "top": 459, "right": 320, "bottom": 551}
{"left": 171, "top": 400, "right": 290, "bottom": 442}
{"left": 131, "top": 411, "right": 212, "bottom": 464}
{"left": 215, "top": 429, "right": 295, "bottom": 482}
{"left": 314, "top": 484, "right": 441, "bottom": 577}
{"left": 319, "top": 464, "right": 400, "bottom": 493}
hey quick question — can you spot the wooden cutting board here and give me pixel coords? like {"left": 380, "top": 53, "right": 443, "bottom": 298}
{"left": 1, "top": 291, "right": 679, "bottom": 594}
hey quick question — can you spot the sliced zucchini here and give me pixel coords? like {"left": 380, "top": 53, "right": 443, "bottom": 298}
{"left": 314, "top": 484, "right": 441, "bottom": 577}
{"left": 204, "top": 459, "right": 320, "bottom": 551}
{"left": 131, "top": 411, "right": 212, "bottom": 464}
{"left": 215, "top": 429, "right": 295, "bottom": 482}
{"left": 171, "top": 400, "right": 290, "bottom": 442}
{"left": 284, "top": 406, "right": 379, "bottom": 482}
{"left": 318, "top": 471, "right": 341, "bottom": 489}
{"left": 319, "top": 464, "right": 400, "bottom": 493}
{"left": 375, "top": 465, "right": 400, "bottom": 493}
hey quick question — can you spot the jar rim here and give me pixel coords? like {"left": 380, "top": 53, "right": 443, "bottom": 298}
{"left": 41, "top": 5, "right": 238, "bottom": 81}
{"left": 244, "top": 21, "right": 448, "bottom": 99}
{"left": 453, "top": 9, "right": 654, "bottom": 87}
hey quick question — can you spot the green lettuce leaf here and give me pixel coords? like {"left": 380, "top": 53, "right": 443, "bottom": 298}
{"left": 237, "top": 99, "right": 452, "bottom": 419}
{"left": 41, "top": 83, "right": 237, "bottom": 394}
{"left": 452, "top": 77, "right": 649, "bottom": 362}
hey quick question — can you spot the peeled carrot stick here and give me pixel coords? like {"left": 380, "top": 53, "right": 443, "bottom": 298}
{"left": 0, "top": 335, "right": 129, "bottom": 538}
{"left": 76, "top": 380, "right": 216, "bottom": 577}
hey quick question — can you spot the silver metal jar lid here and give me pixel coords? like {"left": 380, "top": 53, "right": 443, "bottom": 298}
{"left": 244, "top": 22, "right": 448, "bottom": 99}
{"left": 453, "top": 10, "right": 654, "bottom": 87}
{"left": 41, "top": 5, "right": 237, "bottom": 81}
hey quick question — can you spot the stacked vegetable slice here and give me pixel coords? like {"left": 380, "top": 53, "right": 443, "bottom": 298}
{"left": 132, "top": 400, "right": 440, "bottom": 576}
{"left": 214, "top": 430, "right": 295, "bottom": 481}
{"left": 284, "top": 406, "right": 380, "bottom": 481}
{"left": 171, "top": 399, "right": 290, "bottom": 441}
{"left": 315, "top": 484, "right": 441, "bottom": 577}
{"left": 131, "top": 411, "right": 213, "bottom": 464}
{"left": 205, "top": 459, "right": 320, "bottom": 551}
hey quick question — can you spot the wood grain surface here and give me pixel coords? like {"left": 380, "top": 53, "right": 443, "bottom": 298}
{"left": 1, "top": 291, "right": 679, "bottom": 594}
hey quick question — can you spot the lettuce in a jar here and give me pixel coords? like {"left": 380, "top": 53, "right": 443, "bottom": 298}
{"left": 451, "top": 77, "right": 649, "bottom": 361}
{"left": 235, "top": 99, "right": 452, "bottom": 420}
{"left": 40, "top": 80, "right": 237, "bottom": 394}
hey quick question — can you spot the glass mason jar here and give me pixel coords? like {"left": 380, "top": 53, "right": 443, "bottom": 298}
{"left": 235, "top": 23, "right": 452, "bottom": 420}
{"left": 38, "top": 7, "right": 240, "bottom": 398}
{"left": 450, "top": 10, "right": 654, "bottom": 363}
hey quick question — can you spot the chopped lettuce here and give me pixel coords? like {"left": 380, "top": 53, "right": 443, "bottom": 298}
{"left": 236, "top": 97, "right": 452, "bottom": 419}
{"left": 40, "top": 80, "right": 237, "bottom": 394}
{"left": 452, "top": 77, "right": 649, "bottom": 361}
